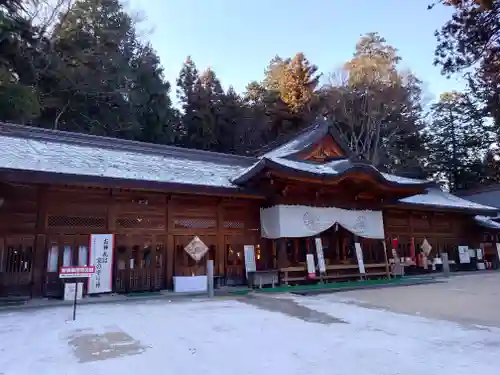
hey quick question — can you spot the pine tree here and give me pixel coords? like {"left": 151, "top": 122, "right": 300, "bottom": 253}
{"left": 280, "top": 53, "right": 321, "bottom": 118}
{"left": 0, "top": 0, "right": 41, "bottom": 123}
{"left": 130, "top": 44, "right": 179, "bottom": 144}
{"left": 176, "top": 56, "right": 200, "bottom": 147}
{"left": 426, "top": 91, "right": 492, "bottom": 191}
{"left": 33, "top": 0, "right": 178, "bottom": 143}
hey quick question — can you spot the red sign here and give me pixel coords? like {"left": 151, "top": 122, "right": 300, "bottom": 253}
{"left": 59, "top": 266, "right": 96, "bottom": 279}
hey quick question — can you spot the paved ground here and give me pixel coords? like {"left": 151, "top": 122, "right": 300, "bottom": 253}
{"left": 2, "top": 275, "right": 500, "bottom": 375}
{"left": 2, "top": 292, "right": 500, "bottom": 375}
{"left": 327, "top": 272, "right": 500, "bottom": 328}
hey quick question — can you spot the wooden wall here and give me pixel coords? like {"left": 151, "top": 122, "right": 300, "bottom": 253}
{"left": 0, "top": 179, "right": 490, "bottom": 298}
{"left": 383, "top": 208, "right": 474, "bottom": 261}
{"left": 0, "top": 182, "right": 261, "bottom": 297}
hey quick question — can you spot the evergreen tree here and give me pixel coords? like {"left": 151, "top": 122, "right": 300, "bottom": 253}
{"left": 130, "top": 44, "right": 179, "bottom": 144}
{"left": 280, "top": 53, "right": 321, "bottom": 126}
{"left": 0, "top": 0, "right": 41, "bottom": 123}
{"left": 27, "top": 0, "right": 178, "bottom": 144}
{"left": 176, "top": 56, "right": 200, "bottom": 147}
{"left": 426, "top": 91, "right": 492, "bottom": 191}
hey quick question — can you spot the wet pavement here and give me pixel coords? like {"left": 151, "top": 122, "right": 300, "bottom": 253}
{"left": 241, "top": 293, "right": 346, "bottom": 325}
{"left": 67, "top": 328, "right": 148, "bottom": 363}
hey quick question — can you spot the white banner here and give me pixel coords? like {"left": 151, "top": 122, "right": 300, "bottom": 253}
{"left": 244, "top": 245, "right": 257, "bottom": 275}
{"left": 306, "top": 254, "right": 316, "bottom": 278}
{"left": 260, "top": 205, "right": 385, "bottom": 239}
{"left": 355, "top": 243, "right": 365, "bottom": 274}
{"left": 314, "top": 238, "right": 326, "bottom": 273}
{"left": 88, "top": 234, "right": 114, "bottom": 294}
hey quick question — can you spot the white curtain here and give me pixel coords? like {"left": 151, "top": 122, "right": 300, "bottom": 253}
{"left": 260, "top": 205, "right": 385, "bottom": 239}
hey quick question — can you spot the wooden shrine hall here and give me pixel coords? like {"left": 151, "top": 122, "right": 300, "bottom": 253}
{"left": 0, "top": 121, "right": 498, "bottom": 298}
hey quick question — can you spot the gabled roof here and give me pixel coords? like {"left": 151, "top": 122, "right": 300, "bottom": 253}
{"left": 234, "top": 120, "right": 431, "bottom": 189}
{"left": 0, "top": 122, "right": 496, "bottom": 214}
{"left": 258, "top": 120, "right": 352, "bottom": 159}
{"left": 0, "top": 122, "right": 256, "bottom": 193}
{"left": 232, "top": 156, "right": 431, "bottom": 188}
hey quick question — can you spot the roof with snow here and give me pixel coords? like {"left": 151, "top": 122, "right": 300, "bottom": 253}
{"left": 235, "top": 121, "right": 432, "bottom": 189}
{"left": 398, "top": 188, "right": 498, "bottom": 214}
{"left": 258, "top": 121, "right": 352, "bottom": 159}
{"left": 474, "top": 215, "right": 500, "bottom": 230}
{"left": 0, "top": 121, "right": 496, "bottom": 214}
{"left": 0, "top": 122, "right": 255, "bottom": 193}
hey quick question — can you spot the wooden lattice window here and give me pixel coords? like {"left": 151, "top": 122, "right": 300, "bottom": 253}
{"left": 223, "top": 220, "right": 245, "bottom": 229}
{"left": 173, "top": 218, "right": 216, "bottom": 229}
{"left": 116, "top": 216, "right": 165, "bottom": 230}
{"left": 47, "top": 215, "right": 105, "bottom": 228}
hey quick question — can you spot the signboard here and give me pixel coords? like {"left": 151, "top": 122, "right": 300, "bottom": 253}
{"left": 184, "top": 236, "right": 209, "bottom": 262}
{"left": 477, "top": 248, "right": 483, "bottom": 261}
{"left": 88, "top": 234, "right": 114, "bottom": 294}
{"left": 64, "top": 282, "right": 83, "bottom": 301}
{"left": 458, "top": 246, "right": 471, "bottom": 264}
{"left": 421, "top": 238, "right": 432, "bottom": 256}
{"left": 355, "top": 242, "right": 365, "bottom": 274}
{"left": 59, "top": 266, "right": 95, "bottom": 279}
{"left": 243, "top": 245, "right": 257, "bottom": 275}
{"left": 314, "top": 237, "right": 326, "bottom": 273}
{"left": 306, "top": 254, "right": 316, "bottom": 278}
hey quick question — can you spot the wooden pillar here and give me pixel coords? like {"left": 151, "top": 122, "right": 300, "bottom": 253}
{"left": 165, "top": 196, "right": 174, "bottom": 289}
{"left": 272, "top": 239, "right": 277, "bottom": 269}
{"left": 32, "top": 185, "right": 47, "bottom": 297}
{"left": 409, "top": 211, "right": 415, "bottom": 261}
{"left": 216, "top": 199, "right": 225, "bottom": 276}
{"left": 382, "top": 240, "right": 391, "bottom": 279}
{"left": 277, "top": 238, "right": 287, "bottom": 268}
{"left": 107, "top": 189, "right": 117, "bottom": 233}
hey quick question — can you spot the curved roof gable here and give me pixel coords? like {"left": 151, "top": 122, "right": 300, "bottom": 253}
{"left": 234, "top": 120, "right": 431, "bottom": 189}
{"left": 232, "top": 156, "right": 431, "bottom": 189}
{"left": 259, "top": 120, "right": 352, "bottom": 160}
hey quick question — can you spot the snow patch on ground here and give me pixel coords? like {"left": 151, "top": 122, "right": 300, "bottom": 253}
{"left": 0, "top": 297, "right": 499, "bottom": 375}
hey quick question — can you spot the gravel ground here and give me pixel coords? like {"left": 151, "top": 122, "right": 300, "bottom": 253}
{"left": 327, "top": 272, "right": 500, "bottom": 328}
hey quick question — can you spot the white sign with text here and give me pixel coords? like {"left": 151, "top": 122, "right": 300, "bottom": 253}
{"left": 355, "top": 242, "right": 365, "bottom": 274}
{"left": 88, "top": 234, "right": 114, "bottom": 294}
{"left": 314, "top": 238, "right": 326, "bottom": 273}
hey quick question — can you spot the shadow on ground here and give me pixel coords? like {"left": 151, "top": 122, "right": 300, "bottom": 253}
{"left": 241, "top": 294, "right": 346, "bottom": 325}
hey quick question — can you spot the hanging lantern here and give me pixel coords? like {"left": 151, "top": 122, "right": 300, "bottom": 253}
{"left": 391, "top": 237, "right": 399, "bottom": 249}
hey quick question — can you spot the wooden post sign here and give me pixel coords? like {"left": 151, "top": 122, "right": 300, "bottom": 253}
{"left": 59, "top": 266, "right": 95, "bottom": 321}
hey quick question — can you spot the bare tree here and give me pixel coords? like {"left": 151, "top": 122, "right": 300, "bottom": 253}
{"left": 23, "top": 0, "right": 74, "bottom": 35}
{"left": 323, "top": 67, "right": 418, "bottom": 166}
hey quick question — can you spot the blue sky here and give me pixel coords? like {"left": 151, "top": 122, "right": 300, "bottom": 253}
{"left": 128, "top": 0, "right": 465, "bottom": 103}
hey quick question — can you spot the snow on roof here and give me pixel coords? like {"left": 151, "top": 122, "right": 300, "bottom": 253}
{"left": 267, "top": 157, "right": 348, "bottom": 174}
{"left": 381, "top": 173, "right": 428, "bottom": 185}
{"left": 232, "top": 156, "right": 431, "bottom": 188}
{"left": 0, "top": 134, "right": 250, "bottom": 188}
{"left": 261, "top": 122, "right": 328, "bottom": 159}
{"left": 399, "top": 188, "right": 499, "bottom": 212}
{"left": 474, "top": 215, "right": 500, "bottom": 229}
